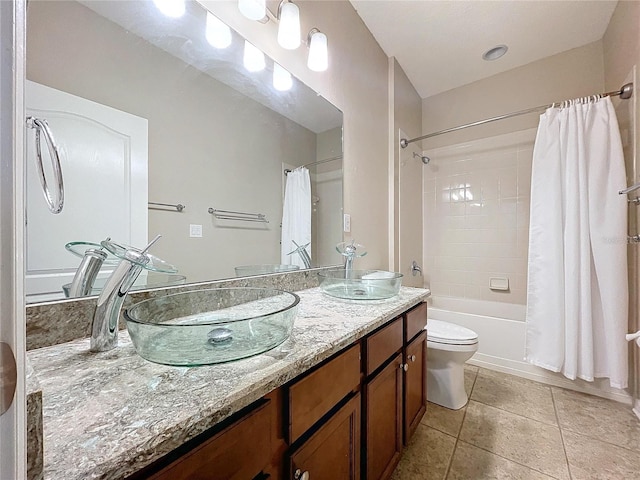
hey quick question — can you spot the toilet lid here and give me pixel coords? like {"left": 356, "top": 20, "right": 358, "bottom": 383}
{"left": 427, "top": 319, "right": 478, "bottom": 345}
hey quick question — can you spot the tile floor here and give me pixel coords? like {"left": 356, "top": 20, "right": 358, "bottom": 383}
{"left": 391, "top": 366, "right": 640, "bottom": 480}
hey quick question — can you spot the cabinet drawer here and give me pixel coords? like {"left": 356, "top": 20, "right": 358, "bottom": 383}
{"left": 288, "top": 344, "right": 361, "bottom": 443}
{"left": 149, "top": 398, "right": 272, "bottom": 480}
{"left": 366, "top": 317, "right": 403, "bottom": 376}
{"left": 405, "top": 303, "right": 427, "bottom": 343}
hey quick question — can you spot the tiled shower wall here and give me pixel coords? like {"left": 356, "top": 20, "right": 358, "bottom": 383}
{"left": 423, "top": 129, "right": 537, "bottom": 305}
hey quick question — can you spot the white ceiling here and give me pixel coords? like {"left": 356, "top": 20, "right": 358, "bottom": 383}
{"left": 350, "top": 0, "right": 618, "bottom": 99}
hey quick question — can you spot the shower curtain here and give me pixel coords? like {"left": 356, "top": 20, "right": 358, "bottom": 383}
{"left": 525, "top": 96, "right": 629, "bottom": 389}
{"left": 281, "top": 167, "right": 311, "bottom": 268}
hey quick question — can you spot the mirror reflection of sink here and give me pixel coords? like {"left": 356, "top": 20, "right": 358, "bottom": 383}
{"left": 124, "top": 287, "right": 300, "bottom": 366}
{"left": 234, "top": 264, "right": 300, "bottom": 276}
{"left": 62, "top": 272, "right": 187, "bottom": 298}
{"left": 318, "top": 269, "right": 403, "bottom": 300}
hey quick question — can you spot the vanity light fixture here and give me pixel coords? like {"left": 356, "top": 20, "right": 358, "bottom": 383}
{"left": 307, "top": 28, "right": 328, "bottom": 72}
{"left": 273, "top": 63, "right": 293, "bottom": 91}
{"left": 277, "top": 1, "right": 301, "bottom": 50}
{"left": 152, "top": 0, "right": 185, "bottom": 18}
{"left": 243, "top": 40, "right": 266, "bottom": 72}
{"left": 238, "top": 0, "right": 266, "bottom": 21}
{"left": 206, "top": 12, "right": 232, "bottom": 49}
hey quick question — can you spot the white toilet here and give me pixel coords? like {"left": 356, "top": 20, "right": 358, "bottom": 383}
{"left": 426, "top": 319, "right": 478, "bottom": 410}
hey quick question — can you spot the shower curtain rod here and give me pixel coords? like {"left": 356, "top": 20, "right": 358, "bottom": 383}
{"left": 284, "top": 154, "right": 343, "bottom": 175}
{"left": 400, "top": 82, "right": 634, "bottom": 148}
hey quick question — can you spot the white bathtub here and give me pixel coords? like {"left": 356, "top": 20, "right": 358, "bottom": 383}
{"left": 427, "top": 296, "right": 632, "bottom": 404}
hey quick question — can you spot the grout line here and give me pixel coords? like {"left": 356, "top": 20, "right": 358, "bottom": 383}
{"left": 443, "top": 369, "right": 479, "bottom": 479}
{"left": 551, "top": 388, "right": 573, "bottom": 480}
{"left": 455, "top": 439, "right": 563, "bottom": 480}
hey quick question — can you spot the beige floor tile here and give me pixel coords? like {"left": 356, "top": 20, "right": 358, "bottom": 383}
{"left": 422, "top": 401, "right": 466, "bottom": 437}
{"left": 459, "top": 401, "right": 569, "bottom": 480}
{"left": 471, "top": 369, "right": 556, "bottom": 425}
{"left": 390, "top": 424, "right": 456, "bottom": 480}
{"left": 563, "top": 430, "right": 640, "bottom": 479}
{"left": 552, "top": 387, "right": 640, "bottom": 452}
{"left": 447, "top": 441, "right": 558, "bottom": 480}
{"left": 464, "top": 366, "right": 478, "bottom": 395}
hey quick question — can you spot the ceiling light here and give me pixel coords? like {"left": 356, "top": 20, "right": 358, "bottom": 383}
{"left": 238, "top": 0, "right": 266, "bottom": 21}
{"left": 206, "top": 12, "right": 232, "bottom": 49}
{"left": 273, "top": 63, "right": 293, "bottom": 91}
{"left": 243, "top": 40, "right": 265, "bottom": 72}
{"left": 482, "top": 45, "right": 508, "bottom": 61}
{"left": 153, "top": 0, "right": 185, "bottom": 18}
{"left": 277, "top": 1, "right": 301, "bottom": 50}
{"left": 307, "top": 28, "right": 328, "bottom": 72}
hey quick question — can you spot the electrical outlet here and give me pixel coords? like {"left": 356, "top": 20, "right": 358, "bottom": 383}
{"left": 343, "top": 214, "right": 351, "bottom": 233}
{"left": 189, "top": 224, "right": 203, "bottom": 238}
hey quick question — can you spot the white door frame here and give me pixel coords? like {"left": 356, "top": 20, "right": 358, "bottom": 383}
{"left": 0, "top": 0, "right": 26, "bottom": 478}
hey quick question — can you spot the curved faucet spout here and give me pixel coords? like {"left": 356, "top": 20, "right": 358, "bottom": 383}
{"left": 90, "top": 250, "right": 149, "bottom": 352}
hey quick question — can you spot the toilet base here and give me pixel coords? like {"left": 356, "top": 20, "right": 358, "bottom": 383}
{"left": 427, "top": 361, "right": 469, "bottom": 410}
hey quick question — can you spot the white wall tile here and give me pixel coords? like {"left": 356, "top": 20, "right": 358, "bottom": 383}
{"left": 423, "top": 130, "right": 535, "bottom": 305}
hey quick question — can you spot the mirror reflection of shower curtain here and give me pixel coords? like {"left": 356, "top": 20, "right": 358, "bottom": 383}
{"left": 281, "top": 167, "right": 311, "bottom": 267}
{"left": 525, "top": 96, "right": 628, "bottom": 389}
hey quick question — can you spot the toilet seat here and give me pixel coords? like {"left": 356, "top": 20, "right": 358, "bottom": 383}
{"left": 426, "top": 319, "right": 478, "bottom": 345}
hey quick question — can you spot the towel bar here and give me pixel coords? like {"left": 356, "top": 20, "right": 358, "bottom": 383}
{"left": 208, "top": 208, "right": 268, "bottom": 223}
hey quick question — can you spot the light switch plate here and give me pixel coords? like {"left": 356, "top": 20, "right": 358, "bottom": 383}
{"left": 189, "top": 224, "right": 203, "bottom": 238}
{"left": 343, "top": 214, "right": 351, "bottom": 233}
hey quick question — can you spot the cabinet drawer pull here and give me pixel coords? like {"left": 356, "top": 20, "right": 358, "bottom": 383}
{"left": 409, "top": 355, "right": 416, "bottom": 362}
{"left": 295, "top": 469, "right": 310, "bottom": 480}
{"left": 399, "top": 363, "right": 408, "bottom": 372}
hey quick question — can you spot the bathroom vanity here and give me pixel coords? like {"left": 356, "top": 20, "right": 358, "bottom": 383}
{"left": 26, "top": 286, "right": 429, "bottom": 479}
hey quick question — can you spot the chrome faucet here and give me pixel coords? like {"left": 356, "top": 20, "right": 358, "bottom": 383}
{"left": 68, "top": 247, "right": 107, "bottom": 297}
{"left": 90, "top": 236, "right": 165, "bottom": 352}
{"left": 343, "top": 241, "right": 358, "bottom": 272}
{"left": 288, "top": 240, "right": 312, "bottom": 269}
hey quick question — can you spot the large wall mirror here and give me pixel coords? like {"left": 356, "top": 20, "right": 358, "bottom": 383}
{"left": 25, "top": 0, "right": 344, "bottom": 304}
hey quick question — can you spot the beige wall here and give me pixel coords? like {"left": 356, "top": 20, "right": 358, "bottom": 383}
{"left": 27, "top": 1, "right": 320, "bottom": 282}
{"left": 313, "top": 126, "right": 343, "bottom": 266}
{"left": 602, "top": 0, "right": 640, "bottom": 406}
{"left": 422, "top": 41, "right": 605, "bottom": 150}
{"left": 422, "top": 42, "right": 605, "bottom": 305}
{"left": 202, "top": 0, "right": 391, "bottom": 271}
{"left": 391, "top": 58, "right": 423, "bottom": 284}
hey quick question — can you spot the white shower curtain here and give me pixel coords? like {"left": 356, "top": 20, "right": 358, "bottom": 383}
{"left": 525, "top": 96, "right": 629, "bottom": 389}
{"left": 281, "top": 167, "right": 311, "bottom": 267}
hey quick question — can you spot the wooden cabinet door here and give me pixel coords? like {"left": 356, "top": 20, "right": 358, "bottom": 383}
{"left": 365, "top": 353, "right": 403, "bottom": 480}
{"left": 404, "top": 331, "right": 427, "bottom": 444}
{"left": 289, "top": 394, "right": 361, "bottom": 480}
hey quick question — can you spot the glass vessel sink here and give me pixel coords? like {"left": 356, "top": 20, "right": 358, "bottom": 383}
{"left": 124, "top": 287, "right": 299, "bottom": 366}
{"left": 234, "top": 264, "right": 300, "bottom": 276}
{"left": 318, "top": 269, "right": 403, "bottom": 300}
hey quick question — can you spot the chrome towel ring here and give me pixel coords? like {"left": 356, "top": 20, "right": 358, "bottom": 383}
{"left": 26, "top": 116, "right": 64, "bottom": 214}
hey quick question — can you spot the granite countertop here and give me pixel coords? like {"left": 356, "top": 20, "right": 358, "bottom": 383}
{"left": 28, "top": 286, "right": 430, "bottom": 480}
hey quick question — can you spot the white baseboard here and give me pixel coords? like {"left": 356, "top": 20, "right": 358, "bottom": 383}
{"left": 468, "top": 352, "right": 633, "bottom": 405}
{"left": 634, "top": 399, "right": 640, "bottom": 420}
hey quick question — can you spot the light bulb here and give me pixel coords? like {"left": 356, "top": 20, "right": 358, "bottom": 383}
{"left": 307, "top": 30, "right": 328, "bottom": 72}
{"left": 206, "top": 12, "right": 231, "bottom": 49}
{"left": 273, "top": 63, "right": 293, "bottom": 91}
{"left": 243, "top": 41, "right": 265, "bottom": 72}
{"left": 277, "top": 2, "right": 301, "bottom": 50}
{"left": 238, "top": 0, "right": 266, "bottom": 21}
{"left": 152, "top": 0, "right": 185, "bottom": 18}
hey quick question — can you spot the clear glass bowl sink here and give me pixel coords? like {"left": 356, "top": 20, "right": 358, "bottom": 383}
{"left": 124, "top": 287, "right": 299, "bottom": 366}
{"left": 318, "top": 269, "right": 403, "bottom": 300}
